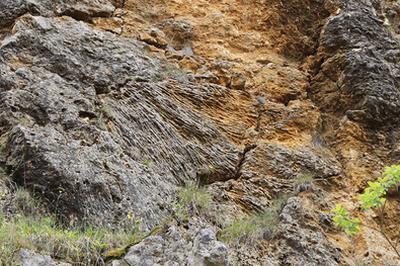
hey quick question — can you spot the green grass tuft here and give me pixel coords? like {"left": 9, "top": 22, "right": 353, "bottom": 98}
{"left": 0, "top": 213, "right": 141, "bottom": 265}
{"left": 0, "top": 189, "right": 142, "bottom": 265}
{"left": 294, "top": 173, "right": 315, "bottom": 186}
{"left": 178, "top": 184, "right": 212, "bottom": 210}
{"left": 172, "top": 184, "right": 212, "bottom": 221}
{"left": 219, "top": 194, "right": 290, "bottom": 244}
{"left": 219, "top": 209, "right": 279, "bottom": 244}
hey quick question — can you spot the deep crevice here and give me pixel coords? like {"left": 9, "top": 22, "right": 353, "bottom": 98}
{"left": 234, "top": 144, "right": 257, "bottom": 179}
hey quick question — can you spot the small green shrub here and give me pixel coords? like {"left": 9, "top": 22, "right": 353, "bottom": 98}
{"left": 271, "top": 193, "right": 291, "bottom": 212}
{"left": 293, "top": 173, "right": 315, "bottom": 192}
{"left": 331, "top": 204, "right": 360, "bottom": 235}
{"left": 178, "top": 184, "right": 212, "bottom": 210}
{"left": 219, "top": 209, "right": 279, "bottom": 243}
{"left": 258, "top": 209, "right": 280, "bottom": 233}
{"left": 99, "top": 104, "right": 112, "bottom": 118}
{"left": 172, "top": 184, "right": 212, "bottom": 221}
{"left": 294, "top": 173, "right": 315, "bottom": 186}
{"left": 332, "top": 165, "right": 400, "bottom": 258}
{"left": 218, "top": 216, "right": 258, "bottom": 242}
{"left": 219, "top": 195, "right": 288, "bottom": 244}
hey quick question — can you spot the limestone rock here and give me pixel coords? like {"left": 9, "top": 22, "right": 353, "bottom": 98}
{"left": 1, "top": 0, "right": 400, "bottom": 265}
{"left": 274, "top": 197, "right": 341, "bottom": 266}
{"left": 17, "top": 249, "right": 71, "bottom": 266}
{"left": 310, "top": 0, "right": 400, "bottom": 128}
{"left": 0, "top": 0, "right": 115, "bottom": 27}
{"left": 112, "top": 226, "right": 228, "bottom": 266}
{"left": 0, "top": 15, "right": 239, "bottom": 226}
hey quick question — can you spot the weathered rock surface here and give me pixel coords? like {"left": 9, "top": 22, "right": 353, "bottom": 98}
{"left": 112, "top": 226, "right": 228, "bottom": 266}
{"left": 17, "top": 249, "right": 71, "bottom": 266}
{"left": 241, "top": 143, "right": 342, "bottom": 181}
{"left": 0, "top": 0, "right": 115, "bottom": 27}
{"left": 310, "top": 0, "right": 400, "bottom": 128}
{"left": 0, "top": 15, "right": 238, "bottom": 225}
{"left": 272, "top": 197, "right": 340, "bottom": 266}
{"left": 1, "top": 0, "right": 400, "bottom": 265}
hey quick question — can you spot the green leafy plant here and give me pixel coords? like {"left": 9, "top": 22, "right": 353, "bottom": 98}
{"left": 331, "top": 204, "right": 360, "bottom": 235}
{"left": 332, "top": 165, "right": 400, "bottom": 258}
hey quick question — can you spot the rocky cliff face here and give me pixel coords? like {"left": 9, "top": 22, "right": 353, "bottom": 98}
{"left": 1, "top": 0, "right": 400, "bottom": 265}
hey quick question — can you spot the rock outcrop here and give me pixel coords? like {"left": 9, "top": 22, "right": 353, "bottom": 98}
{"left": 310, "top": 0, "right": 400, "bottom": 128}
{"left": 17, "top": 249, "right": 71, "bottom": 266}
{"left": 0, "top": 0, "right": 115, "bottom": 27}
{"left": 0, "top": 14, "right": 239, "bottom": 226}
{"left": 112, "top": 227, "right": 228, "bottom": 266}
{"left": 1, "top": 0, "right": 400, "bottom": 265}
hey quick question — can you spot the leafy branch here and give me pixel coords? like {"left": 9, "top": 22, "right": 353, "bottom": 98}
{"left": 331, "top": 204, "right": 360, "bottom": 235}
{"left": 331, "top": 165, "right": 400, "bottom": 258}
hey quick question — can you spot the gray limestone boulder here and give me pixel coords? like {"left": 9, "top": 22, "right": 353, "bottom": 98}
{"left": 112, "top": 226, "right": 228, "bottom": 266}
{"left": 0, "top": 0, "right": 115, "bottom": 27}
{"left": 17, "top": 249, "right": 71, "bottom": 266}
